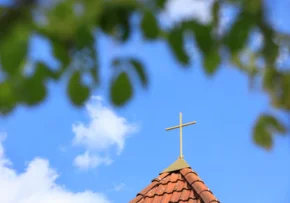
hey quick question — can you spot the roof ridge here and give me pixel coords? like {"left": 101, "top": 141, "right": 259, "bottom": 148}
{"left": 180, "top": 168, "right": 220, "bottom": 203}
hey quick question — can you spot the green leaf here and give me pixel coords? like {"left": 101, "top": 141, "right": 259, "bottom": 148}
{"left": 119, "top": 20, "right": 131, "bottom": 42}
{"left": 183, "top": 21, "right": 213, "bottom": 54}
{"left": 264, "top": 115, "right": 286, "bottom": 134}
{"left": 281, "top": 74, "right": 290, "bottom": 110}
{"left": 51, "top": 41, "right": 70, "bottom": 70}
{"left": 0, "top": 7, "right": 32, "bottom": 43}
{"left": 34, "top": 62, "right": 59, "bottom": 81}
{"left": 224, "top": 11, "right": 253, "bottom": 53}
{"left": 0, "top": 81, "right": 16, "bottom": 115}
{"left": 261, "top": 26, "right": 279, "bottom": 65}
{"left": 67, "top": 71, "right": 90, "bottom": 106}
{"left": 0, "top": 25, "right": 29, "bottom": 75}
{"left": 50, "top": 0, "right": 74, "bottom": 20}
{"left": 253, "top": 114, "right": 287, "bottom": 150}
{"left": 98, "top": 3, "right": 133, "bottom": 41}
{"left": 45, "top": 0, "right": 76, "bottom": 39}
{"left": 262, "top": 67, "right": 278, "bottom": 92}
{"left": 212, "top": 1, "right": 220, "bottom": 26}
{"left": 253, "top": 126, "right": 272, "bottom": 150}
{"left": 129, "top": 59, "right": 148, "bottom": 87}
{"left": 262, "top": 68, "right": 290, "bottom": 110}
{"left": 75, "top": 25, "right": 94, "bottom": 49}
{"left": 262, "top": 67, "right": 283, "bottom": 109}
{"left": 140, "top": 11, "right": 159, "bottom": 40}
{"left": 17, "top": 63, "right": 50, "bottom": 105}
{"left": 156, "top": 0, "right": 167, "bottom": 8}
{"left": 19, "top": 77, "right": 47, "bottom": 106}
{"left": 110, "top": 71, "right": 133, "bottom": 106}
{"left": 231, "top": 53, "right": 243, "bottom": 68}
{"left": 204, "top": 49, "right": 221, "bottom": 75}
{"left": 244, "top": 0, "right": 262, "bottom": 14}
{"left": 167, "top": 28, "right": 189, "bottom": 65}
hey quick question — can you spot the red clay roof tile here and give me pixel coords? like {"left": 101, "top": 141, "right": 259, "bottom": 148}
{"left": 130, "top": 165, "right": 219, "bottom": 203}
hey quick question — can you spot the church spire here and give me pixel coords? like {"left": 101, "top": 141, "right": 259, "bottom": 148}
{"left": 129, "top": 112, "right": 219, "bottom": 203}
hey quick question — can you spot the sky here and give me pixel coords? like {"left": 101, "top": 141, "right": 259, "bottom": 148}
{"left": 1, "top": 0, "right": 290, "bottom": 203}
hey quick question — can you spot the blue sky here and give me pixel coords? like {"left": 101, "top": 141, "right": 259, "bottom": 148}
{"left": 0, "top": 0, "right": 290, "bottom": 203}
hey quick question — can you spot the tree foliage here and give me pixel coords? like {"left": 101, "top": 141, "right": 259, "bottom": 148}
{"left": 0, "top": 0, "right": 289, "bottom": 149}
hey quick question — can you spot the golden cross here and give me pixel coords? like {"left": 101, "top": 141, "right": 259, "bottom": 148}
{"left": 165, "top": 112, "right": 196, "bottom": 159}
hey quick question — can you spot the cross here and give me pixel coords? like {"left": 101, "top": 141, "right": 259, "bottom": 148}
{"left": 165, "top": 112, "right": 196, "bottom": 159}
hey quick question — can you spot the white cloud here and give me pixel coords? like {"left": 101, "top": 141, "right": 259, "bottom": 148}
{"left": 73, "top": 151, "right": 112, "bottom": 170}
{"left": 162, "top": 0, "right": 214, "bottom": 24}
{"left": 0, "top": 134, "right": 111, "bottom": 203}
{"left": 72, "top": 96, "right": 138, "bottom": 170}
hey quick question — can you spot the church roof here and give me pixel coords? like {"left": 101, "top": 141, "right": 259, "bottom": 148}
{"left": 129, "top": 159, "right": 219, "bottom": 203}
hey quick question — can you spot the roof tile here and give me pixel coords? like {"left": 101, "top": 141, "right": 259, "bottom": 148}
{"left": 170, "top": 191, "right": 182, "bottom": 202}
{"left": 130, "top": 166, "right": 219, "bottom": 203}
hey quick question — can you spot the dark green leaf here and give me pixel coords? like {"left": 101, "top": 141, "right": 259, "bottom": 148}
{"left": 75, "top": 25, "right": 94, "bottom": 49}
{"left": 183, "top": 21, "right": 213, "bottom": 54}
{"left": 261, "top": 25, "right": 279, "bottom": 65}
{"left": 262, "top": 42, "right": 278, "bottom": 65}
{"left": 167, "top": 28, "right": 189, "bottom": 65}
{"left": 281, "top": 74, "right": 290, "bottom": 110}
{"left": 129, "top": 59, "right": 148, "bottom": 87}
{"left": 204, "top": 49, "right": 221, "bottom": 75}
{"left": 253, "top": 114, "right": 287, "bottom": 150}
{"left": 50, "top": 0, "right": 74, "bottom": 20}
{"left": 19, "top": 77, "right": 47, "bottom": 106}
{"left": 51, "top": 41, "right": 70, "bottom": 70}
{"left": 140, "top": 11, "right": 159, "bottom": 40}
{"left": 224, "top": 11, "right": 253, "bottom": 53}
{"left": 262, "top": 67, "right": 284, "bottom": 110}
{"left": 67, "top": 71, "right": 90, "bottom": 106}
{"left": 212, "top": 1, "right": 220, "bottom": 26}
{"left": 0, "top": 81, "right": 16, "bottom": 115}
{"left": 265, "top": 115, "right": 286, "bottom": 134}
{"left": 45, "top": 0, "right": 75, "bottom": 40}
{"left": 156, "top": 0, "right": 167, "bottom": 9}
{"left": 119, "top": 20, "right": 131, "bottom": 41}
{"left": 110, "top": 71, "right": 133, "bottom": 106}
{"left": 0, "top": 25, "right": 29, "bottom": 75}
{"left": 244, "top": 0, "right": 262, "bottom": 15}
{"left": 98, "top": 3, "right": 133, "bottom": 41}
{"left": 262, "top": 67, "right": 279, "bottom": 92}
{"left": 262, "top": 68, "right": 290, "bottom": 110}
{"left": 0, "top": 7, "right": 31, "bottom": 43}
{"left": 231, "top": 53, "right": 243, "bottom": 68}
{"left": 34, "top": 62, "right": 59, "bottom": 81}
{"left": 253, "top": 126, "right": 272, "bottom": 150}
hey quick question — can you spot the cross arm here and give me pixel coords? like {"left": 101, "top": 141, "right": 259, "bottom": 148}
{"left": 165, "top": 121, "right": 196, "bottom": 131}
